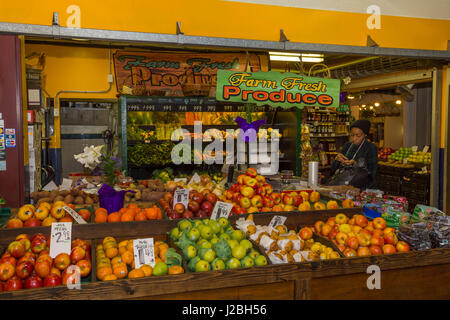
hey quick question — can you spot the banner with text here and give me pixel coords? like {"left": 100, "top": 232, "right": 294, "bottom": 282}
{"left": 216, "top": 70, "right": 340, "bottom": 108}
{"left": 114, "top": 51, "right": 263, "bottom": 97}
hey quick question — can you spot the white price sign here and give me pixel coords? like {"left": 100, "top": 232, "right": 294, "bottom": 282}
{"left": 268, "top": 215, "right": 287, "bottom": 228}
{"left": 50, "top": 222, "right": 72, "bottom": 258}
{"left": 422, "top": 146, "right": 429, "bottom": 153}
{"left": 174, "top": 178, "right": 187, "bottom": 183}
{"left": 63, "top": 206, "right": 87, "bottom": 224}
{"left": 210, "top": 201, "right": 234, "bottom": 221}
{"left": 173, "top": 188, "right": 189, "bottom": 209}
{"left": 411, "top": 146, "right": 418, "bottom": 152}
{"left": 188, "top": 173, "right": 201, "bottom": 185}
{"left": 133, "top": 238, "right": 156, "bottom": 269}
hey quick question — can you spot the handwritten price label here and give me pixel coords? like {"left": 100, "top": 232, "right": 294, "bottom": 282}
{"left": 133, "top": 238, "right": 156, "bottom": 269}
{"left": 268, "top": 215, "right": 287, "bottom": 228}
{"left": 173, "top": 189, "right": 189, "bottom": 209}
{"left": 50, "top": 222, "right": 72, "bottom": 258}
{"left": 63, "top": 206, "right": 87, "bottom": 224}
{"left": 210, "top": 201, "right": 234, "bottom": 221}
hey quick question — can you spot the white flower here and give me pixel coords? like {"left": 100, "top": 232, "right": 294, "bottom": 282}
{"left": 74, "top": 145, "right": 105, "bottom": 170}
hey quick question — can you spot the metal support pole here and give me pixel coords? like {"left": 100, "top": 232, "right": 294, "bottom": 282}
{"left": 430, "top": 68, "right": 442, "bottom": 207}
{"left": 444, "top": 65, "right": 450, "bottom": 212}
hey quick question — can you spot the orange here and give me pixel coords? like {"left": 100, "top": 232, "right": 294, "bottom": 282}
{"left": 106, "top": 247, "right": 119, "bottom": 259}
{"left": 131, "top": 260, "right": 135, "bottom": 269}
{"left": 67, "top": 203, "right": 76, "bottom": 210}
{"left": 103, "top": 236, "right": 117, "bottom": 244}
{"left": 95, "top": 212, "right": 107, "bottom": 223}
{"left": 59, "top": 216, "right": 74, "bottom": 223}
{"left": 158, "top": 243, "right": 169, "bottom": 261}
{"left": 135, "top": 212, "right": 147, "bottom": 221}
{"left": 103, "top": 241, "right": 118, "bottom": 250}
{"left": 168, "top": 265, "right": 184, "bottom": 275}
{"left": 140, "top": 264, "right": 153, "bottom": 277}
{"left": 97, "top": 266, "right": 113, "bottom": 281}
{"left": 111, "top": 256, "right": 123, "bottom": 265}
{"left": 118, "top": 240, "right": 129, "bottom": 248}
{"left": 113, "top": 263, "right": 128, "bottom": 279}
{"left": 153, "top": 245, "right": 159, "bottom": 258}
{"left": 118, "top": 245, "right": 128, "bottom": 256}
{"left": 127, "top": 240, "right": 134, "bottom": 253}
{"left": 154, "top": 206, "right": 162, "bottom": 220}
{"left": 121, "top": 251, "right": 134, "bottom": 265}
{"left": 127, "top": 203, "right": 139, "bottom": 210}
{"left": 121, "top": 213, "right": 134, "bottom": 222}
{"left": 128, "top": 269, "right": 145, "bottom": 279}
{"left": 154, "top": 257, "right": 162, "bottom": 264}
{"left": 107, "top": 212, "right": 121, "bottom": 223}
{"left": 144, "top": 207, "right": 157, "bottom": 220}
{"left": 103, "top": 274, "right": 117, "bottom": 281}
{"left": 95, "top": 207, "right": 108, "bottom": 216}
{"left": 119, "top": 207, "right": 127, "bottom": 215}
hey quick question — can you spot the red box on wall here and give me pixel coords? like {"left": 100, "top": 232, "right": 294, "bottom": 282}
{"left": 27, "top": 110, "right": 35, "bottom": 123}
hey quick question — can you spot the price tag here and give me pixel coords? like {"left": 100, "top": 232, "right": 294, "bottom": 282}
{"left": 422, "top": 146, "right": 429, "bottom": 153}
{"left": 188, "top": 173, "right": 201, "bottom": 185}
{"left": 403, "top": 158, "right": 408, "bottom": 164}
{"left": 173, "top": 188, "right": 189, "bottom": 209}
{"left": 422, "top": 166, "right": 427, "bottom": 172}
{"left": 50, "top": 222, "right": 72, "bottom": 258}
{"left": 411, "top": 146, "right": 418, "bottom": 152}
{"left": 133, "top": 238, "right": 156, "bottom": 269}
{"left": 59, "top": 178, "right": 73, "bottom": 191}
{"left": 210, "top": 201, "right": 234, "bottom": 221}
{"left": 174, "top": 178, "right": 187, "bottom": 183}
{"left": 268, "top": 215, "right": 287, "bottom": 228}
{"left": 63, "top": 206, "right": 87, "bottom": 224}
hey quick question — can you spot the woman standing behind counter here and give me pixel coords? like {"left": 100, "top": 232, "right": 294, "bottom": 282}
{"left": 330, "top": 119, "right": 378, "bottom": 190}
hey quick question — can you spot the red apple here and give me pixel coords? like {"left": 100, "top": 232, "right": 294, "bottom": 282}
{"left": 70, "top": 246, "right": 86, "bottom": 264}
{"left": 24, "top": 275, "right": 43, "bottom": 289}
{"left": 355, "top": 215, "right": 368, "bottom": 228}
{"left": 205, "top": 193, "right": 218, "bottom": 205}
{"left": 174, "top": 203, "right": 186, "bottom": 214}
{"left": 299, "top": 227, "right": 313, "bottom": 240}
{"left": 382, "top": 244, "right": 397, "bottom": 254}
{"left": 0, "top": 256, "right": 17, "bottom": 268}
{"left": 192, "top": 193, "right": 204, "bottom": 204}
{"left": 54, "top": 253, "right": 71, "bottom": 271}
{"left": 35, "top": 261, "right": 51, "bottom": 278}
{"left": 31, "top": 233, "right": 47, "bottom": 243}
{"left": 77, "top": 259, "right": 92, "bottom": 277}
{"left": 0, "top": 262, "right": 16, "bottom": 281}
{"left": 201, "top": 201, "right": 214, "bottom": 214}
{"left": 270, "top": 193, "right": 281, "bottom": 204}
{"left": 282, "top": 194, "right": 294, "bottom": 205}
{"left": 197, "top": 210, "right": 208, "bottom": 218}
{"left": 250, "top": 195, "right": 263, "bottom": 208}
{"left": 357, "top": 246, "right": 371, "bottom": 257}
{"left": 31, "top": 237, "right": 47, "bottom": 254}
{"left": 4, "top": 276, "right": 23, "bottom": 291}
{"left": 370, "top": 236, "right": 385, "bottom": 247}
{"left": 384, "top": 232, "right": 398, "bottom": 245}
{"left": 346, "top": 236, "right": 359, "bottom": 250}
{"left": 24, "top": 218, "right": 41, "bottom": 228}
{"left": 16, "top": 261, "right": 34, "bottom": 279}
{"left": 44, "top": 274, "right": 61, "bottom": 287}
{"left": 369, "top": 245, "right": 383, "bottom": 255}
{"left": 246, "top": 167, "right": 258, "bottom": 178}
{"left": 314, "top": 221, "right": 325, "bottom": 234}
{"left": 245, "top": 178, "right": 258, "bottom": 188}
{"left": 8, "top": 241, "right": 25, "bottom": 259}
{"left": 188, "top": 201, "right": 200, "bottom": 213}
{"left": 182, "top": 210, "right": 194, "bottom": 219}
{"left": 373, "top": 217, "right": 387, "bottom": 230}
{"left": 262, "top": 183, "right": 273, "bottom": 195}
{"left": 237, "top": 174, "right": 247, "bottom": 185}
{"left": 262, "top": 196, "right": 274, "bottom": 208}
{"left": 396, "top": 241, "right": 410, "bottom": 252}
{"left": 293, "top": 196, "right": 303, "bottom": 207}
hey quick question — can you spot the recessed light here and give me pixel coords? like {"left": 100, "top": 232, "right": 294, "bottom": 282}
{"left": 374, "top": 102, "right": 380, "bottom": 107}
{"left": 396, "top": 100, "right": 402, "bottom": 105}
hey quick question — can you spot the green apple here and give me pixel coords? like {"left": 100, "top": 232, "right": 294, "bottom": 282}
{"left": 225, "top": 226, "right": 235, "bottom": 235}
{"left": 200, "top": 225, "right": 214, "bottom": 240}
{"left": 200, "top": 248, "right": 216, "bottom": 263}
{"left": 240, "top": 256, "right": 254, "bottom": 268}
{"left": 208, "top": 220, "right": 221, "bottom": 234}
{"left": 198, "top": 240, "right": 212, "bottom": 249}
{"left": 227, "top": 239, "right": 239, "bottom": 249}
{"left": 178, "top": 220, "right": 192, "bottom": 231}
{"left": 218, "top": 217, "right": 229, "bottom": 229}
{"left": 231, "top": 230, "right": 245, "bottom": 242}
{"left": 202, "top": 218, "right": 210, "bottom": 225}
{"left": 255, "top": 255, "right": 268, "bottom": 266}
{"left": 239, "top": 239, "right": 253, "bottom": 252}
{"left": 187, "top": 227, "right": 201, "bottom": 242}
{"left": 248, "top": 250, "right": 260, "bottom": 260}
{"left": 226, "top": 257, "right": 241, "bottom": 269}
{"left": 211, "top": 258, "right": 226, "bottom": 270}
{"left": 210, "top": 236, "right": 220, "bottom": 246}
{"left": 188, "top": 256, "right": 201, "bottom": 272}
{"left": 231, "top": 245, "right": 246, "bottom": 260}
{"left": 219, "top": 233, "right": 231, "bottom": 241}
{"left": 183, "top": 245, "right": 197, "bottom": 260}
{"left": 195, "top": 259, "right": 211, "bottom": 272}
{"left": 194, "top": 220, "right": 203, "bottom": 228}
{"left": 169, "top": 227, "right": 181, "bottom": 240}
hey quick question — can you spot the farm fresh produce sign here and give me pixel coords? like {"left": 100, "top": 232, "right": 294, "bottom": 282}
{"left": 216, "top": 70, "right": 340, "bottom": 108}
{"left": 114, "top": 51, "right": 262, "bottom": 96}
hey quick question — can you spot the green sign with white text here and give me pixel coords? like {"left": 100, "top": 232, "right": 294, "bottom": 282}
{"left": 216, "top": 70, "right": 341, "bottom": 108}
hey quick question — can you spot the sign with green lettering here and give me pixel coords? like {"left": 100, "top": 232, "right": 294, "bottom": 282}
{"left": 216, "top": 70, "right": 341, "bottom": 108}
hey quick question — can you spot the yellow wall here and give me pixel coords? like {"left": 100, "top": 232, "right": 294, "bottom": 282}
{"left": 443, "top": 65, "right": 449, "bottom": 148}
{"left": 2, "top": 1, "right": 450, "bottom": 51}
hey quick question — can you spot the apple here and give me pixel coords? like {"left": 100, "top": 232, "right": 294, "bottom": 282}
{"left": 372, "top": 229, "right": 384, "bottom": 238}
{"left": 15, "top": 234, "right": 30, "bottom": 241}
{"left": 70, "top": 246, "right": 86, "bottom": 264}
{"left": 240, "top": 186, "right": 255, "bottom": 198}
{"left": 35, "top": 207, "right": 50, "bottom": 220}
{"left": 382, "top": 244, "right": 397, "bottom": 255}
{"left": 313, "top": 202, "right": 326, "bottom": 211}
{"left": 309, "top": 191, "right": 320, "bottom": 203}
{"left": 384, "top": 232, "right": 398, "bottom": 245}
{"left": 18, "top": 238, "right": 31, "bottom": 251}
{"left": 348, "top": 218, "right": 356, "bottom": 225}
{"left": 246, "top": 167, "right": 258, "bottom": 178}
{"left": 255, "top": 186, "right": 266, "bottom": 197}
{"left": 326, "top": 217, "right": 336, "bottom": 227}
{"left": 77, "top": 209, "right": 91, "bottom": 222}
{"left": 205, "top": 193, "right": 218, "bottom": 205}
{"left": 182, "top": 210, "right": 194, "bottom": 219}
{"left": 18, "top": 253, "right": 35, "bottom": 266}
{"left": 299, "top": 227, "right": 313, "bottom": 240}
{"left": 282, "top": 194, "right": 294, "bottom": 206}
{"left": 201, "top": 201, "right": 214, "bottom": 215}
{"left": 4, "top": 276, "right": 23, "bottom": 291}
{"left": 335, "top": 213, "right": 349, "bottom": 225}
{"left": 336, "top": 232, "right": 348, "bottom": 245}
{"left": 1, "top": 255, "right": 17, "bottom": 268}
{"left": 346, "top": 236, "right": 359, "bottom": 250}
{"left": 357, "top": 247, "right": 371, "bottom": 257}
{"left": 245, "top": 178, "right": 258, "bottom": 188}
{"left": 357, "top": 233, "right": 371, "bottom": 247}
{"left": 343, "top": 248, "right": 357, "bottom": 258}
{"left": 231, "top": 230, "right": 245, "bottom": 242}
{"left": 192, "top": 193, "right": 204, "bottom": 204}
{"left": 326, "top": 200, "right": 339, "bottom": 210}
{"left": 365, "top": 224, "right": 375, "bottom": 233}
{"left": 373, "top": 217, "right": 387, "bottom": 230}
{"left": 212, "top": 258, "right": 226, "bottom": 270}
{"left": 314, "top": 221, "right": 325, "bottom": 234}
{"left": 396, "top": 241, "right": 410, "bottom": 252}
{"left": 174, "top": 203, "right": 186, "bottom": 214}
{"left": 7, "top": 218, "right": 23, "bottom": 229}
{"left": 195, "top": 259, "right": 210, "bottom": 272}
{"left": 270, "top": 193, "right": 281, "bottom": 205}
{"left": 187, "top": 228, "right": 201, "bottom": 242}
{"left": 51, "top": 206, "right": 66, "bottom": 219}
{"left": 188, "top": 201, "right": 200, "bottom": 213}
{"left": 77, "top": 259, "right": 92, "bottom": 277}
{"left": 255, "top": 255, "right": 268, "bottom": 266}
{"left": 54, "top": 253, "right": 71, "bottom": 271}
{"left": 35, "top": 261, "right": 51, "bottom": 278}
{"left": 0, "top": 262, "right": 15, "bottom": 281}
{"left": 31, "top": 237, "right": 47, "bottom": 254}
{"left": 44, "top": 274, "right": 61, "bottom": 287}
{"left": 355, "top": 215, "right": 369, "bottom": 228}
{"left": 250, "top": 195, "right": 263, "bottom": 208}
{"left": 197, "top": 210, "right": 208, "bottom": 218}
{"left": 24, "top": 275, "right": 43, "bottom": 289}
{"left": 262, "top": 196, "right": 274, "bottom": 208}
{"left": 262, "top": 183, "right": 273, "bottom": 195}
{"left": 163, "top": 192, "right": 173, "bottom": 202}
{"left": 371, "top": 236, "right": 384, "bottom": 247}
{"left": 24, "top": 218, "right": 41, "bottom": 228}
{"left": 8, "top": 241, "right": 25, "bottom": 258}
{"left": 36, "top": 254, "right": 53, "bottom": 267}
{"left": 369, "top": 245, "right": 383, "bottom": 255}
{"left": 237, "top": 174, "right": 247, "bottom": 185}
{"left": 321, "top": 224, "right": 332, "bottom": 237}
{"left": 200, "top": 226, "right": 213, "bottom": 240}
{"left": 299, "top": 191, "right": 309, "bottom": 202}
{"left": 31, "top": 233, "right": 47, "bottom": 244}
{"left": 17, "top": 205, "right": 34, "bottom": 222}
{"left": 239, "top": 197, "right": 251, "bottom": 209}
{"left": 383, "top": 227, "right": 396, "bottom": 235}
{"left": 241, "top": 256, "right": 255, "bottom": 268}
{"left": 16, "top": 261, "right": 34, "bottom": 279}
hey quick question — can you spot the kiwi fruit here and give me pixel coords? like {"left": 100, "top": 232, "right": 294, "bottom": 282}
{"left": 70, "top": 189, "right": 78, "bottom": 197}
{"left": 74, "top": 196, "right": 84, "bottom": 205}
{"left": 54, "top": 195, "right": 65, "bottom": 202}
{"left": 64, "top": 195, "right": 74, "bottom": 204}
{"left": 85, "top": 196, "right": 94, "bottom": 204}
{"left": 59, "top": 190, "right": 70, "bottom": 197}
{"left": 50, "top": 190, "right": 59, "bottom": 199}
{"left": 37, "top": 197, "right": 52, "bottom": 206}
{"left": 39, "top": 190, "right": 50, "bottom": 198}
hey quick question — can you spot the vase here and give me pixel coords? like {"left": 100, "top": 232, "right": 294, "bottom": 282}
{"left": 98, "top": 184, "right": 134, "bottom": 213}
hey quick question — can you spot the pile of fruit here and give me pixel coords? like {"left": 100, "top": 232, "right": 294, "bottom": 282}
{"left": 0, "top": 234, "right": 91, "bottom": 291}
{"left": 93, "top": 204, "right": 163, "bottom": 223}
{"left": 165, "top": 173, "right": 225, "bottom": 197}
{"left": 95, "top": 236, "right": 184, "bottom": 281}
{"left": 388, "top": 147, "right": 412, "bottom": 162}
{"left": 169, "top": 218, "right": 268, "bottom": 272}
{"left": 378, "top": 147, "right": 395, "bottom": 160}
{"left": 313, "top": 214, "right": 410, "bottom": 257}
{"left": 31, "top": 189, "right": 98, "bottom": 206}
{"left": 6, "top": 203, "right": 91, "bottom": 229}
{"left": 124, "top": 179, "right": 167, "bottom": 203}
{"left": 406, "top": 151, "right": 431, "bottom": 165}
{"left": 235, "top": 215, "right": 341, "bottom": 263}
{"left": 160, "top": 189, "right": 219, "bottom": 220}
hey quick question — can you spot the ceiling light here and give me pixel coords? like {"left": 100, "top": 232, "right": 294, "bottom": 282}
{"left": 396, "top": 100, "right": 402, "bottom": 105}
{"left": 369, "top": 106, "right": 374, "bottom": 110}
{"left": 348, "top": 95, "right": 355, "bottom": 100}
{"left": 374, "top": 102, "right": 380, "bottom": 107}
{"left": 269, "top": 51, "right": 301, "bottom": 56}
{"left": 301, "top": 57, "right": 324, "bottom": 63}
{"left": 362, "top": 104, "right": 366, "bottom": 108}
{"left": 269, "top": 55, "right": 301, "bottom": 62}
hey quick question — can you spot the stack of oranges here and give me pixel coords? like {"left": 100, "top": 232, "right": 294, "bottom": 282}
{"left": 94, "top": 203, "right": 162, "bottom": 223}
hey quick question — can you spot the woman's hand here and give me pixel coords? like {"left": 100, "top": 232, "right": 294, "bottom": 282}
{"left": 335, "top": 153, "right": 348, "bottom": 163}
{"left": 343, "top": 159, "right": 356, "bottom": 166}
